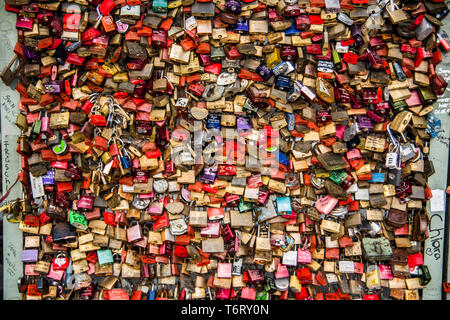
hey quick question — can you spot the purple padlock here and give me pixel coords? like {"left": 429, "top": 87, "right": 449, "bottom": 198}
{"left": 45, "top": 81, "right": 61, "bottom": 93}
{"left": 236, "top": 117, "right": 252, "bottom": 130}
{"left": 357, "top": 115, "right": 374, "bottom": 130}
{"left": 22, "top": 249, "right": 39, "bottom": 263}
{"left": 199, "top": 166, "right": 217, "bottom": 184}
{"left": 23, "top": 47, "right": 41, "bottom": 63}
{"left": 256, "top": 64, "right": 272, "bottom": 81}
{"left": 42, "top": 170, "right": 55, "bottom": 185}
{"left": 226, "top": 0, "right": 242, "bottom": 14}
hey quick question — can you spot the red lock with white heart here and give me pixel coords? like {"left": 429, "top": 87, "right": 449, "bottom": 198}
{"left": 52, "top": 252, "right": 69, "bottom": 271}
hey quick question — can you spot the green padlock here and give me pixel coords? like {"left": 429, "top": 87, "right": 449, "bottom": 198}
{"left": 256, "top": 290, "right": 269, "bottom": 300}
{"left": 329, "top": 170, "right": 348, "bottom": 185}
{"left": 52, "top": 139, "right": 68, "bottom": 155}
{"left": 31, "top": 112, "right": 42, "bottom": 139}
{"left": 390, "top": 100, "right": 407, "bottom": 114}
{"left": 152, "top": 0, "right": 168, "bottom": 13}
{"left": 69, "top": 211, "right": 88, "bottom": 231}
{"left": 210, "top": 46, "right": 226, "bottom": 61}
{"left": 238, "top": 198, "right": 253, "bottom": 213}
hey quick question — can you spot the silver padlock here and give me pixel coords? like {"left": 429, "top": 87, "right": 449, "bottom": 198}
{"left": 169, "top": 218, "right": 188, "bottom": 235}
{"left": 272, "top": 61, "right": 295, "bottom": 76}
{"left": 232, "top": 256, "right": 243, "bottom": 276}
{"left": 385, "top": 145, "right": 399, "bottom": 169}
{"left": 217, "top": 72, "right": 237, "bottom": 86}
{"left": 202, "top": 84, "right": 225, "bottom": 101}
{"left": 398, "top": 131, "right": 418, "bottom": 162}
{"left": 416, "top": 18, "right": 433, "bottom": 41}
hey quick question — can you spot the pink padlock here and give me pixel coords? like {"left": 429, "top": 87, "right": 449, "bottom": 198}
{"left": 127, "top": 223, "right": 143, "bottom": 242}
{"left": 346, "top": 148, "right": 362, "bottom": 161}
{"left": 315, "top": 195, "right": 339, "bottom": 215}
{"left": 335, "top": 124, "right": 346, "bottom": 140}
{"left": 274, "top": 264, "right": 290, "bottom": 279}
{"left": 47, "top": 264, "right": 65, "bottom": 281}
{"left": 200, "top": 222, "right": 221, "bottom": 238}
{"left": 134, "top": 236, "right": 148, "bottom": 248}
{"left": 241, "top": 287, "right": 257, "bottom": 300}
{"left": 116, "top": 20, "right": 129, "bottom": 33}
{"left": 217, "top": 261, "right": 232, "bottom": 279}
{"left": 24, "top": 264, "right": 40, "bottom": 276}
{"left": 87, "top": 262, "right": 96, "bottom": 275}
{"left": 379, "top": 264, "right": 394, "bottom": 280}
{"left": 41, "top": 113, "right": 50, "bottom": 133}
{"left": 16, "top": 15, "right": 33, "bottom": 29}
{"left": 142, "top": 263, "right": 149, "bottom": 278}
{"left": 216, "top": 289, "right": 231, "bottom": 299}
{"left": 297, "top": 248, "right": 312, "bottom": 264}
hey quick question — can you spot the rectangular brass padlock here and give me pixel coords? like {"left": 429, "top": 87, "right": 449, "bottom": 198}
{"left": 365, "top": 136, "right": 386, "bottom": 153}
{"left": 249, "top": 20, "right": 269, "bottom": 34}
{"left": 390, "top": 111, "right": 412, "bottom": 133}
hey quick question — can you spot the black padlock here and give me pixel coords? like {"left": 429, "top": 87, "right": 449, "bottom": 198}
{"left": 37, "top": 276, "right": 49, "bottom": 294}
{"left": 52, "top": 222, "right": 77, "bottom": 243}
{"left": 345, "top": 135, "right": 361, "bottom": 150}
{"left": 387, "top": 168, "right": 402, "bottom": 186}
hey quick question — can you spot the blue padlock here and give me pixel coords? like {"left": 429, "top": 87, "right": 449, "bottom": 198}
{"left": 276, "top": 197, "right": 292, "bottom": 215}
{"left": 277, "top": 151, "right": 289, "bottom": 167}
{"left": 426, "top": 112, "right": 441, "bottom": 138}
{"left": 120, "top": 148, "right": 132, "bottom": 169}
{"left": 272, "top": 61, "right": 295, "bottom": 76}
{"left": 285, "top": 113, "right": 295, "bottom": 131}
{"left": 234, "top": 19, "right": 249, "bottom": 33}
{"left": 148, "top": 285, "right": 156, "bottom": 300}
{"left": 275, "top": 75, "right": 292, "bottom": 92}
{"left": 284, "top": 21, "right": 300, "bottom": 36}
{"left": 97, "top": 249, "right": 114, "bottom": 266}
{"left": 369, "top": 172, "right": 385, "bottom": 183}
{"left": 206, "top": 114, "right": 222, "bottom": 129}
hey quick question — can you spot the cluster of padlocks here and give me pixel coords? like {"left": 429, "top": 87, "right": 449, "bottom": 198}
{"left": 1, "top": 0, "right": 447, "bottom": 300}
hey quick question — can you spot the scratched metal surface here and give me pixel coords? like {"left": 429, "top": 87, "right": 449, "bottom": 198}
{"left": 0, "top": 5, "right": 450, "bottom": 301}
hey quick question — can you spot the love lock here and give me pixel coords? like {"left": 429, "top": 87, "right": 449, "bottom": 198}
{"left": 202, "top": 84, "right": 225, "bottom": 101}
{"left": 223, "top": 79, "right": 242, "bottom": 98}
{"left": 216, "top": 72, "right": 237, "bottom": 86}
{"left": 222, "top": 58, "right": 241, "bottom": 72}
{"left": 169, "top": 218, "right": 188, "bottom": 235}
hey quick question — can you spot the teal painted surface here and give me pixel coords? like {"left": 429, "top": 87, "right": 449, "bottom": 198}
{"left": 422, "top": 10, "right": 450, "bottom": 300}
{"left": 0, "top": 8, "right": 23, "bottom": 300}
